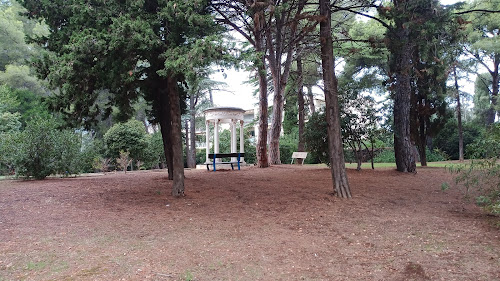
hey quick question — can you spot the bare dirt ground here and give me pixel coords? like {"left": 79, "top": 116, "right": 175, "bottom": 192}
{"left": 0, "top": 165, "right": 499, "bottom": 281}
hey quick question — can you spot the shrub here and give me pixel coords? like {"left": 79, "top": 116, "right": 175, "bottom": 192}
{"left": 4, "top": 118, "right": 83, "bottom": 179}
{"left": 103, "top": 120, "right": 148, "bottom": 164}
{"left": 304, "top": 112, "right": 329, "bottom": 165}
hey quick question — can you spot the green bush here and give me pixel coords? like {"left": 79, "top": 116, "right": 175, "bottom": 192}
{"left": 279, "top": 131, "right": 298, "bottom": 164}
{"left": 304, "top": 112, "right": 329, "bottom": 165}
{"left": 2, "top": 118, "right": 83, "bottom": 179}
{"left": 143, "top": 132, "right": 165, "bottom": 169}
{"left": 373, "top": 149, "right": 395, "bottom": 163}
{"left": 434, "top": 119, "right": 483, "bottom": 160}
{"left": 103, "top": 120, "right": 148, "bottom": 163}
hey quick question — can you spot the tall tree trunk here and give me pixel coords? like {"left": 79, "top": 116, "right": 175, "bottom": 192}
{"left": 418, "top": 115, "right": 427, "bottom": 166}
{"left": 187, "top": 93, "right": 197, "bottom": 168}
{"left": 167, "top": 75, "right": 185, "bottom": 197}
{"left": 488, "top": 56, "right": 499, "bottom": 124}
{"left": 297, "top": 54, "right": 305, "bottom": 165}
{"left": 307, "top": 86, "right": 315, "bottom": 114}
{"left": 319, "top": 0, "right": 351, "bottom": 198}
{"left": 184, "top": 118, "right": 190, "bottom": 166}
{"left": 254, "top": 7, "right": 269, "bottom": 168}
{"left": 158, "top": 78, "right": 174, "bottom": 180}
{"left": 453, "top": 65, "right": 464, "bottom": 162}
{"left": 391, "top": 4, "right": 416, "bottom": 173}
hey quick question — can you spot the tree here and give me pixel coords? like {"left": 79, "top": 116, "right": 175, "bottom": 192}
{"left": 462, "top": 0, "right": 500, "bottom": 125}
{"left": 319, "top": 0, "right": 351, "bottom": 198}
{"left": 212, "top": 0, "right": 320, "bottom": 165}
{"left": 21, "top": 0, "right": 228, "bottom": 196}
{"left": 211, "top": 0, "right": 270, "bottom": 168}
{"left": 0, "top": 85, "right": 21, "bottom": 133}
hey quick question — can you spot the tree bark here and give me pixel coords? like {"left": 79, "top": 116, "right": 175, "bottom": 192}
{"left": 487, "top": 55, "right": 499, "bottom": 125}
{"left": 418, "top": 114, "right": 427, "bottom": 167}
{"left": 297, "top": 54, "right": 305, "bottom": 165}
{"left": 391, "top": 3, "right": 416, "bottom": 173}
{"left": 453, "top": 65, "right": 464, "bottom": 162}
{"left": 254, "top": 7, "right": 269, "bottom": 168}
{"left": 167, "top": 75, "right": 185, "bottom": 197}
{"left": 319, "top": 0, "right": 351, "bottom": 198}
{"left": 187, "top": 93, "right": 197, "bottom": 168}
{"left": 158, "top": 78, "right": 174, "bottom": 180}
{"left": 307, "top": 85, "right": 315, "bottom": 114}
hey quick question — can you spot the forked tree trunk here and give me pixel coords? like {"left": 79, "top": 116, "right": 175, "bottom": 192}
{"left": 319, "top": 0, "right": 351, "bottom": 198}
{"left": 453, "top": 66, "right": 464, "bottom": 162}
{"left": 254, "top": 8, "right": 269, "bottom": 168}
{"left": 297, "top": 54, "right": 306, "bottom": 165}
{"left": 267, "top": 7, "right": 297, "bottom": 165}
{"left": 167, "top": 75, "right": 185, "bottom": 197}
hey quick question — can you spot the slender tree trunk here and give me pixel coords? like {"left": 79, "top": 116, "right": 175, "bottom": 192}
{"left": 297, "top": 54, "right": 305, "bottom": 165}
{"left": 418, "top": 115, "right": 427, "bottom": 166}
{"left": 167, "top": 75, "right": 185, "bottom": 197}
{"left": 307, "top": 86, "right": 316, "bottom": 114}
{"left": 489, "top": 57, "right": 499, "bottom": 124}
{"left": 453, "top": 66, "right": 464, "bottom": 162}
{"left": 184, "top": 118, "right": 189, "bottom": 166}
{"left": 158, "top": 78, "right": 174, "bottom": 180}
{"left": 254, "top": 8, "right": 269, "bottom": 168}
{"left": 187, "top": 93, "right": 197, "bottom": 168}
{"left": 319, "top": 0, "right": 351, "bottom": 198}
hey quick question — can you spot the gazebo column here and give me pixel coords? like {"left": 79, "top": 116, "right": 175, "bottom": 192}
{"left": 214, "top": 119, "right": 220, "bottom": 162}
{"left": 205, "top": 120, "right": 210, "bottom": 164}
{"left": 231, "top": 120, "right": 237, "bottom": 162}
{"left": 239, "top": 120, "right": 245, "bottom": 163}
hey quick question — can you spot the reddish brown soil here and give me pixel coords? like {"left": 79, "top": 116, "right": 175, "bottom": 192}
{"left": 0, "top": 166, "right": 499, "bottom": 281}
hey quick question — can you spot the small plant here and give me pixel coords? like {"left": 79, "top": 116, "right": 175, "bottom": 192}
{"left": 184, "top": 270, "right": 194, "bottom": 281}
{"left": 136, "top": 160, "right": 144, "bottom": 170}
{"left": 116, "top": 150, "right": 132, "bottom": 173}
{"left": 92, "top": 157, "right": 111, "bottom": 173}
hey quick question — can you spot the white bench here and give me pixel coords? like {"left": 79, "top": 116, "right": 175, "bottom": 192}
{"left": 291, "top": 152, "right": 308, "bottom": 165}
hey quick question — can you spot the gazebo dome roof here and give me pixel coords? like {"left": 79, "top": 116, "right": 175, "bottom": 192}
{"left": 204, "top": 107, "right": 245, "bottom": 122}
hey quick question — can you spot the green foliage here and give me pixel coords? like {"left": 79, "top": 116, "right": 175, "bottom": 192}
{"left": 446, "top": 124, "right": 500, "bottom": 215}
{"left": 20, "top": 0, "right": 229, "bottom": 128}
{"left": 279, "top": 130, "right": 298, "bottom": 165}
{"left": 142, "top": 132, "right": 165, "bottom": 169}
{"left": 0, "top": 64, "right": 47, "bottom": 95}
{"left": 103, "top": 120, "right": 148, "bottom": 162}
{"left": 304, "top": 112, "right": 329, "bottom": 166}
{"left": 373, "top": 149, "right": 395, "bottom": 163}
{"left": 0, "top": 84, "right": 21, "bottom": 132}
{"left": 433, "top": 119, "right": 483, "bottom": 160}
{"left": 1, "top": 117, "right": 82, "bottom": 179}
{"left": 196, "top": 148, "right": 206, "bottom": 165}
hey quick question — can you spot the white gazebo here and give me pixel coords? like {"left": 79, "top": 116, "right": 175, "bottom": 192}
{"left": 204, "top": 107, "right": 246, "bottom": 164}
